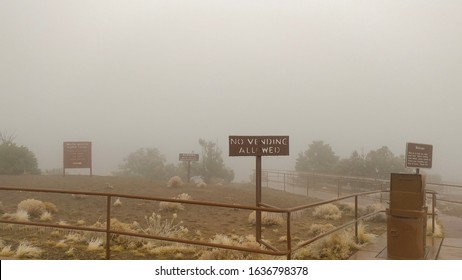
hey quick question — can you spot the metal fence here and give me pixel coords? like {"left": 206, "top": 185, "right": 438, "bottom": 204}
{"left": 0, "top": 185, "right": 395, "bottom": 260}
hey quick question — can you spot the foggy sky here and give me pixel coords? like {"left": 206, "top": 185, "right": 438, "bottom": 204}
{"left": 1, "top": 1, "right": 461, "bottom": 182}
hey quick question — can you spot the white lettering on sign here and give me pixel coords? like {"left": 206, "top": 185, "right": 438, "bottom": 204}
{"left": 229, "top": 136, "right": 289, "bottom": 157}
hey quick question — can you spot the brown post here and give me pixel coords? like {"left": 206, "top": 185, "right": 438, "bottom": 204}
{"left": 256, "top": 155, "right": 262, "bottom": 242}
{"left": 354, "top": 195, "right": 358, "bottom": 242}
{"left": 286, "top": 211, "right": 292, "bottom": 260}
{"left": 187, "top": 161, "right": 191, "bottom": 183}
{"left": 106, "top": 195, "right": 111, "bottom": 260}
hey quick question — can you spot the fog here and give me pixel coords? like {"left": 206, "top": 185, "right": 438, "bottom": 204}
{"left": 1, "top": 1, "right": 461, "bottom": 182}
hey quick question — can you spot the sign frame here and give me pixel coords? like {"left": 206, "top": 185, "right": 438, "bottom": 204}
{"left": 405, "top": 142, "right": 433, "bottom": 170}
{"left": 63, "top": 141, "right": 92, "bottom": 176}
{"left": 179, "top": 153, "right": 199, "bottom": 183}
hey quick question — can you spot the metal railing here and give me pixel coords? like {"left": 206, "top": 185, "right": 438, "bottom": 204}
{"left": 0, "top": 185, "right": 393, "bottom": 260}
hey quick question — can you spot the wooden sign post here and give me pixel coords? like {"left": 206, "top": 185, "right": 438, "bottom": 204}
{"left": 229, "top": 136, "right": 289, "bottom": 242}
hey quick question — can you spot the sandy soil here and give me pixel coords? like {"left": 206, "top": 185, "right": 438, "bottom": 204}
{"left": 0, "top": 175, "right": 389, "bottom": 259}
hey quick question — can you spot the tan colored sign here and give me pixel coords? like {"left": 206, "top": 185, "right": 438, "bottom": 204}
{"left": 179, "top": 153, "right": 199, "bottom": 161}
{"left": 406, "top": 142, "right": 433, "bottom": 168}
{"left": 229, "top": 136, "right": 289, "bottom": 156}
{"left": 63, "top": 142, "right": 92, "bottom": 168}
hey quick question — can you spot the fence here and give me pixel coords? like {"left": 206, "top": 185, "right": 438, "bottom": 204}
{"left": 0, "top": 185, "right": 394, "bottom": 260}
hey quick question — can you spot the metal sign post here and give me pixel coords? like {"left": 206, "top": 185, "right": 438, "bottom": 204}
{"left": 229, "top": 135, "right": 289, "bottom": 243}
{"left": 179, "top": 153, "right": 199, "bottom": 183}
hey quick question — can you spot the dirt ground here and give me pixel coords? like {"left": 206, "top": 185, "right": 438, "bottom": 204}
{"left": 0, "top": 175, "right": 388, "bottom": 259}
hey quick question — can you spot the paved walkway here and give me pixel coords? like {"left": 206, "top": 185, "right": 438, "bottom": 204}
{"left": 349, "top": 214, "right": 462, "bottom": 260}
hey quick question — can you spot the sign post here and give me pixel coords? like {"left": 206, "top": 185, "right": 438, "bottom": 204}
{"left": 63, "top": 142, "right": 92, "bottom": 176}
{"left": 179, "top": 153, "right": 199, "bottom": 183}
{"left": 229, "top": 136, "right": 289, "bottom": 242}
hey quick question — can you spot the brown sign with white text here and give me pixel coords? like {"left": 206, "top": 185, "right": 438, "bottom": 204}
{"left": 406, "top": 142, "right": 433, "bottom": 169}
{"left": 63, "top": 142, "right": 92, "bottom": 169}
{"left": 229, "top": 136, "right": 289, "bottom": 156}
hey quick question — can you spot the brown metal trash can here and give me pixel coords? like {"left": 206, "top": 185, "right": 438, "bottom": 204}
{"left": 387, "top": 209, "right": 427, "bottom": 259}
{"left": 387, "top": 173, "right": 427, "bottom": 260}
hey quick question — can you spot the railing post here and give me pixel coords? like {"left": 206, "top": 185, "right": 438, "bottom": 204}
{"left": 432, "top": 192, "right": 436, "bottom": 234}
{"left": 306, "top": 175, "right": 309, "bottom": 197}
{"left": 106, "top": 195, "right": 111, "bottom": 260}
{"left": 286, "top": 211, "right": 292, "bottom": 260}
{"left": 337, "top": 179, "right": 341, "bottom": 198}
{"left": 354, "top": 196, "right": 358, "bottom": 242}
{"left": 283, "top": 173, "right": 286, "bottom": 192}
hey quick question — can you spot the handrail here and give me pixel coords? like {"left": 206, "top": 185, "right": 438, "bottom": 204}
{"left": 0, "top": 185, "right": 437, "bottom": 260}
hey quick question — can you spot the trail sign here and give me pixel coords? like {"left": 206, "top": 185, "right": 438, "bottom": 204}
{"left": 179, "top": 153, "right": 199, "bottom": 161}
{"left": 63, "top": 142, "right": 92, "bottom": 176}
{"left": 179, "top": 153, "right": 199, "bottom": 183}
{"left": 229, "top": 136, "right": 289, "bottom": 156}
{"left": 406, "top": 142, "right": 433, "bottom": 169}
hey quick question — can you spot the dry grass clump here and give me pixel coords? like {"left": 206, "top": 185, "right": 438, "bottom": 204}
{"left": 135, "top": 212, "right": 188, "bottom": 238}
{"left": 113, "top": 198, "right": 122, "bottom": 207}
{"left": 294, "top": 224, "right": 377, "bottom": 260}
{"left": 427, "top": 218, "right": 444, "bottom": 237}
{"left": 199, "top": 234, "right": 275, "bottom": 260}
{"left": 308, "top": 223, "right": 335, "bottom": 236}
{"left": 360, "top": 203, "right": 386, "bottom": 222}
{"left": 356, "top": 223, "right": 377, "bottom": 245}
{"left": 248, "top": 211, "right": 284, "bottom": 226}
{"left": 44, "top": 202, "right": 58, "bottom": 214}
{"left": 17, "top": 199, "right": 46, "bottom": 218}
{"left": 159, "top": 193, "right": 192, "bottom": 212}
{"left": 312, "top": 204, "right": 342, "bottom": 220}
{"left": 87, "top": 237, "right": 104, "bottom": 251}
{"left": 39, "top": 211, "right": 53, "bottom": 222}
{"left": 167, "top": 176, "right": 184, "bottom": 188}
{"left": 14, "top": 242, "right": 43, "bottom": 259}
{"left": 2, "top": 209, "right": 30, "bottom": 222}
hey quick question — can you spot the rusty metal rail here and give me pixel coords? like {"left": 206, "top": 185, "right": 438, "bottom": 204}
{"left": 0, "top": 185, "right": 432, "bottom": 260}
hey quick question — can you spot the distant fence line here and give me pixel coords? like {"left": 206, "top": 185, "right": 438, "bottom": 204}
{"left": 260, "top": 169, "right": 462, "bottom": 208}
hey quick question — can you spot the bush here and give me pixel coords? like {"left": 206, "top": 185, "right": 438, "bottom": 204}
{"left": 167, "top": 176, "right": 184, "bottom": 188}
{"left": 312, "top": 204, "right": 342, "bottom": 220}
{"left": 17, "top": 199, "right": 46, "bottom": 218}
{"left": 248, "top": 211, "right": 284, "bottom": 226}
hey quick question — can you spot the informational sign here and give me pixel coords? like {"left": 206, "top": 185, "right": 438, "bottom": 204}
{"left": 228, "top": 135, "right": 289, "bottom": 244}
{"left": 229, "top": 136, "right": 289, "bottom": 156}
{"left": 406, "top": 142, "right": 433, "bottom": 169}
{"left": 63, "top": 142, "right": 92, "bottom": 175}
{"left": 179, "top": 153, "right": 199, "bottom": 161}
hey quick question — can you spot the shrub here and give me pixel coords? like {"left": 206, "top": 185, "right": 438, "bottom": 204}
{"left": 312, "top": 204, "right": 342, "bottom": 220}
{"left": 136, "top": 212, "right": 188, "bottom": 238}
{"left": 308, "top": 223, "right": 335, "bottom": 236}
{"left": 39, "top": 211, "right": 53, "bottom": 222}
{"left": 248, "top": 211, "right": 284, "bottom": 226}
{"left": 2, "top": 209, "right": 30, "bottom": 222}
{"left": 167, "top": 176, "right": 184, "bottom": 188}
{"left": 17, "top": 199, "right": 46, "bottom": 218}
{"left": 14, "top": 242, "right": 43, "bottom": 259}
{"left": 356, "top": 223, "right": 377, "bottom": 245}
{"left": 87, "top": 237, "right": 104, "bottom": 251}
{"left": 113, "top": 198, "right": 122, "bottom": 207}
{"left": 159, "top": 193, "right": 191, "bottom": 212}
{"left": 199, "top": 234, "right": 273, "bottom": 260}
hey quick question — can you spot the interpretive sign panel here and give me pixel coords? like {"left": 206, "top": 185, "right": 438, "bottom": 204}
{"left": 63, "top": 142, "right": 92, "bottom": 169}
{"left": 229, "top": 136, "right": 289, "bottom": 156}
{"left": 179, "top": 153, "right": 199, "bottom": 161}
{"left": 406, "top": 142, "right": 433, "bottom": 169}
